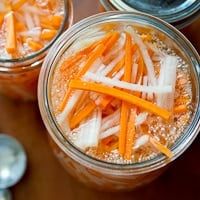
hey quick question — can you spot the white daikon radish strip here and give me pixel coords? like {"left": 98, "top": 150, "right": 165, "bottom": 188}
{"left": 33, "top": 14, "right": 40, "bottom": 27}
{"left": 19, "top": 27, "right": 41, "bottom": 39}
{"left": 94, "top": 69, "right": 124, "bottom": 106}
{"left": 96, "top": 63, "right": 106, "bottom": 74}
{"left": 74, "top": 109, "right": 102, "bottom": 150}
{"left": 101, "top": 109, "right": 120, "bottom": 131}
{"left": 157, "top": 55, "right": 178, "bottom": 110}
{"left": 135, "top": 112, "right": 148, "bottom": 126}
{"left": 131, "top": 63, "right": 138, "bottom": 83}
{"left": 89, "top": 58, "right": 103, "bottom": 73}
{"left": 56, "top": 90, "right": 83, "bottom": 126}
{"left": 162, "top": 56, "right": 178, "bottom": 110}
{"left": 142, "top": 76, "right": 148, "bottom": 99}
{"left": 113, "top": 68, "right": 124, "bottom": 80}
{"left": 85, "top": 72, "right": 172, "bottom": 94}
{"left": 126, "top": 26, "right": 157, "bottom": 86}
{"left": 100, "top": 125, "right": 120, "bottom": 140}
{"left": 133, "top": 135, "right": 149, "bottom": 149}
{"left": 22, "top": 5, "right": 46, "bottom": 15}
{"left": 100, "top": 52, "right": 124, "bottom": 76}
{"left": 24, "top": 12, "right": 35, "bottom": 30}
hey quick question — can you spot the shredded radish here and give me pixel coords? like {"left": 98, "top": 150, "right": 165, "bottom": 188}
{"left": 19, "top": 27, "right": 41, "bottom": 39}
{"left": 135, "top": 112, "right": 148, "bottom": 126}
{"left": 142, "top": 76, "right": 148, "bottom": 99}
{"left": 56, "top": 90, "right": 83, "bottom": 126}
{"left": 33, "top": 14, "right": 40, "bottom": 27}
{"left": 126, "top": 26, "right": 157, "bottom": 86}
{"left": 157, "top": 55, "right": 178, "bottom": 110}
{"left": 100, "top": 51, "right": 124, "bottom": 76}
{"left": 134, "top": 135, "right": 150, "bottom": 149}
{"left": 101, "top": 109, "right": 120, "bottom": 131}
{"left": 131, "top": 63, "right": 138, "bottom": 83}
{"left": 74, "top": 109, "right": 102, "bottom": 150}
{"left": 85, "top": 72, "right": 172, "bottom": 94}
{"left": 100, "top": 125, "right": 120, "bottom": 140}
{"left": 24, "top": 12, "right": 35, "bottom": 30}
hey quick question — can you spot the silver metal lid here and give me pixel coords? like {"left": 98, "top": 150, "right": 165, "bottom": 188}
{"left": 0, "top": 135, "right": 27, "bottom": 189}
{"left": 100, "top": 0, "right": 200, "bottom": 29}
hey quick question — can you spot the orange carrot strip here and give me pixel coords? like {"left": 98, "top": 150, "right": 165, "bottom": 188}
{"left": 119, "top": 32, "right": 132, "bottom": 156}
{"left": 69, "top": 80, "right": 171, "bottom": 120}
{"left": 124, "top": 110, "right": 136, "bottom": 160}
{"left": 12, "top": 0, "right": 26, "bottom": 11}
{"left": 60, "top": 33, "right": 112, "bottom": 72}
{"left": 174, "top": 105, "right": 187, "bottom": 114}
{"left": 27, "top": 39, "right": 43, "bottom": 51}
{"left": 50, "top": 15, "right": 63, "bottom": 28}
{"left": 41, "top": 29, "right": 57, "bottom": 40}
{"left": 69, "top": 101, "right": 96, "bottom": 129}
{"left": 0, "top": 13, "right": 4, "bottom": 27}
{"left": 103, "top": 32, "right": 120, "bottom": 55}
{"left": 150, "top": 137, "right": 173, "bottom": 158}
{"left": 99, "top": 96, "right": 114, "bottom": 109}
{"left": 107, "top": 57, "right": 125, "bottom": 77}
{"left": 58, "top": 43, "right": 105, "bottom": 112}
{"left": 5, "top": 12, "right": 16, "bottom": 54}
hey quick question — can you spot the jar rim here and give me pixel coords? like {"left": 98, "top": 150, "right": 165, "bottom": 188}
{"left": 38, "top": 11, "right": 200, "bottom": 174}
{"left": 100, "top": 0, "right": 200, "bottom": 28}
{"left": 0, "top": 0, "right": 73, "bottom": 72}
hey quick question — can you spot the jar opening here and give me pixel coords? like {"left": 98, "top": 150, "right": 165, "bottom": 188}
{"left": 0, "top": 0, "right": 73, "bottom": 71}
{"left": 39, "top": 11, "right": 200, "bottom": 174}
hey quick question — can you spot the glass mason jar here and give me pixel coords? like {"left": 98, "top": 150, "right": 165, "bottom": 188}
{"left": 38, "top": 12, "right": 200, "bottom": 191}
{"left": 0, "top": 0, "right": 73, "bottom": 101}
{"left": 99, "top": 0, "right": 200, "bottom": 30}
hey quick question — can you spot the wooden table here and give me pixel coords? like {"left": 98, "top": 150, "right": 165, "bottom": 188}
{"left": 0, "top": 1, "right": 200, "bottom": 199}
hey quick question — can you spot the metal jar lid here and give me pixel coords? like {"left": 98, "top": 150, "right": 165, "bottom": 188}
{"left": 100, "top": 0, "right": 200, "bottom": 29}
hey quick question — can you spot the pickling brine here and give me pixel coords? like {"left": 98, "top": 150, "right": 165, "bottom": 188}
{"left": 38, "top": 12, "right": 200, "bottom": 191}
{"left": 52, "top": 22, "right": 192, "bottom": 163}
{"left": 0, "top": 0, "right": 73, "bottom": 100}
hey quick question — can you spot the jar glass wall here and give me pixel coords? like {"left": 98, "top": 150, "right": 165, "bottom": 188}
{"left": 38, "top": 12, "right": 200, "bottom": 191}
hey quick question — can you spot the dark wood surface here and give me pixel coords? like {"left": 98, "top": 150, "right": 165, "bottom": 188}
{"left": 0, "top": 1, "right": 199, "bottom": 199}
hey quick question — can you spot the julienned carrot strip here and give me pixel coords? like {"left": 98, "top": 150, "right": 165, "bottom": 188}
{"left": 174, "top": 105, "right": 187, "bottom": 114}
{"left": 99, "top": 96, "right": 114, "bottom": 108}
{"left": 12, "top": 0, "right": 26, "bottom": 11}
{"left": 60, "top": 33, "right": 112, "bottom": 72}
{"left": 119, "top": 32, "right": 132, "bottom": 156}
{"left": 5, "top": 11, "right": 16, "bottom": 54}
{"left": 50, "top": 15, "right": 63, "bottom": 28}
{"left": 58, "top": 33, "right": 113, "bottom": 112}
{"left": 69, "top": 101, "right": 96, "bottom": 129}
{"left": 124, "top": 110, "right": 136, "bottom": 160}
{"left": 41, "top": 29, "right": 57, "bottom": 40}
{"left": 58, "top": 43, "right": 105, "bottom": 112}
{"left": 150, "top": 137, "right": 173, "bottom": 158}
{"left": 0, "top": 14, "right": 4, "bottom": 27}
{"left": 107, "top": 57, "right": 125, "bottom": 77}
{"left": 73, "top": 92, "right": 89, "bottom": 113}
{"left": 69, "top": 80, "right": 171, "bottom": 120}
{"left": 103, "top": 32, "right": 120, "bottom": 55}
{"left": 27, "top": 39, "right": 43, "bottom": 51}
